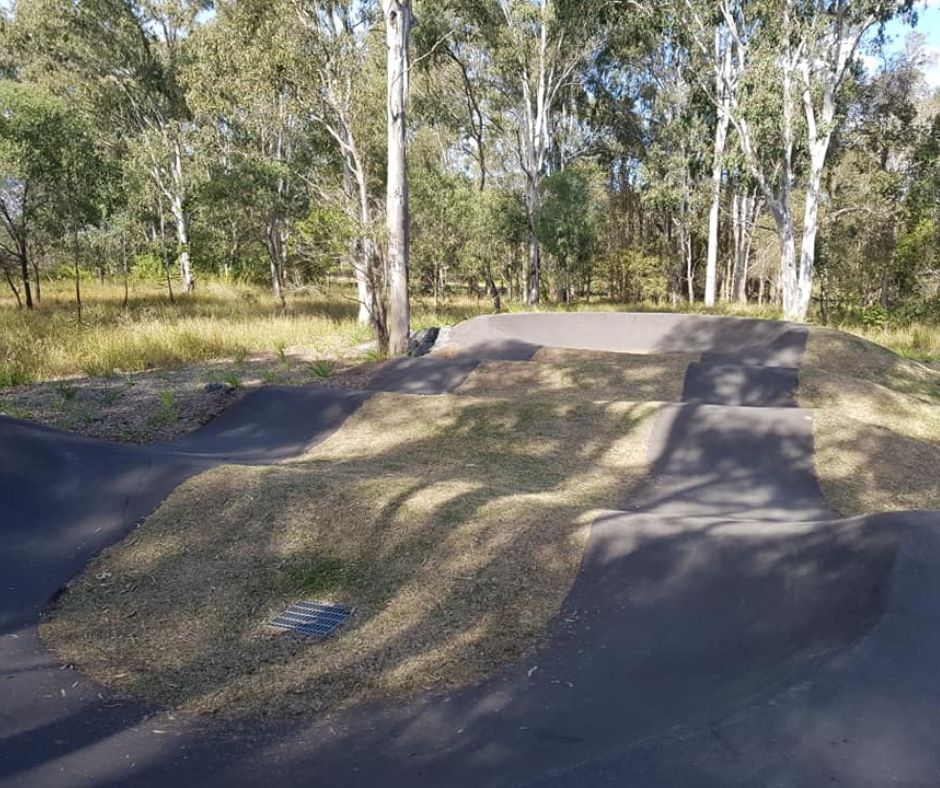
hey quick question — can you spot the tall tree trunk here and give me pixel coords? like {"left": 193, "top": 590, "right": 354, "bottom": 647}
{"left": 122, "top": 232, "right": 129, "bottom": 311}
{"left": 384, "top": 0, "right": 412, "bottom": 357}
{"left": 794, "top": 147, "right": 826, "bottom": 321}
{"left": 771, "top": 205, "right": 799, "bottom": 320}
{"left": 72, "top": 227, "right": 82, "bottom": 325}
{"left": 525, "top": 174, "right": 541, "bottom": 305}
{"left": 18, "top": 240, "right": 32, "bottom": 310}
{"left": 31, "top": 259, "right": 41, "bottom": 303}
{"left": 732, "top": 191, "right": 758, "bottom": 304}
{"left": 265, "top": 221, "right": 287, "bottom": 308}
{"left": 158, "top": 205, "right": 175, "bottom": 303}
{"left": 170, "top": 139, "right": 194, "bottom": 293}
{"left": 705, "top": 44, "right": 732, "bottom": 308}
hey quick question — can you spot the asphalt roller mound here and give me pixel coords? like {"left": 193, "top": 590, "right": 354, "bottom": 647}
{"left": 1, "top": 312, "right": 939, "bottom": 787}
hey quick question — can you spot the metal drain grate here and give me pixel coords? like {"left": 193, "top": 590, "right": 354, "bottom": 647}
{"left": 269, "top": 601, "right": 353, "bottom": 638}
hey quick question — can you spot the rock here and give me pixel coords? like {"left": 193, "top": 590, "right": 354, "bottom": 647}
{"left": 204, "top": 382, "right": 232, "bottom": 394}
{"left": 408, "top": 327, "right": 440, "bottom": 357}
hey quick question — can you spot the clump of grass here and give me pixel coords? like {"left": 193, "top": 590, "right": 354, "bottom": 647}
{"left": 152, "top": 390, "right": 179, "bottom": 426}
{"left": 308, "top": 359, "right": 336, "bottom": 379}
{"left": 54, "top": 381, "right": 78, "bottom": 402}
{"left": 274, "top": 340, "right": 289, "bottom": 366}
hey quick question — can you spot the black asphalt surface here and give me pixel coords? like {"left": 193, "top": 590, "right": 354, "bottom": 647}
{"left": 2, "top": 312, "right": 939, "bottom": 787}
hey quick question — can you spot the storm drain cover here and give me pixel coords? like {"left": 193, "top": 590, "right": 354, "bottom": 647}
{"left": 269, "top": 601, "right": 353, "bottom": 638}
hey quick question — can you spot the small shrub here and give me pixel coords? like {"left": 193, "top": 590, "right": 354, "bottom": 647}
{"left": 222, "top": 372, "right": 242, "bottom": 388}
{"left": 858, "top": 305, "right": 889, "bottom": 329}
{"left": 309, "top": 360, "right": 336, "bottom": 379}
{"left": 54, "top": 381, "right": 78, "bottom": 402}
{"left": 0, "top": 363, "right": 31, "bottom": 389}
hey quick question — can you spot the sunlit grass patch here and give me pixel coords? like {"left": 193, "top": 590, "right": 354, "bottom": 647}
{"left": 802, "top": 328, "right": 940, "bottom": 515}
{"left": 457, "top": 352, "right": 695, "bottom": 403}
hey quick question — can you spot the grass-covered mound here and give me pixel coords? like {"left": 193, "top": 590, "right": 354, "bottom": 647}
{"left": 802, "top": 328, "right": 940, "bottom": 515}
{"left": 42, "top": 390, "right": 657, "bottom": 718}
{"left": 457, "top": 351, "right": 695, "bottom": 403}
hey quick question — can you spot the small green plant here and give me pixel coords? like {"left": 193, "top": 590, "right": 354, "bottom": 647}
{"left": 234, "top": 348, "right": 248, "bottom": 366}
{"left": 309, "top": 359, "right": 337, "bottom": 379}
{"left": 0, "top": 363, "right": 31, "bottom": 389}
{"left": 361, "top": 347, "right": 386, "bottom": 362}
{"left": 274, "top": 340, "right": 289, "bottom": 366}
{"left": 222, "top": 372, "right": 242, "bottom": 388}
{"left": 261, "top": 370, "right": 277, "bottom": 384}
{"left": 154, "top": 390, "right": 179, "bottom": 425}
{"left": 54, "top": 381, "right": 78, "bottom": 402}
{"left": 858, "top": 305, "right": 889, "bottom": 330}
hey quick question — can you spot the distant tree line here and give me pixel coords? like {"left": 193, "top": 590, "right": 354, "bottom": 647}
{"left": 1, "top": 0, "right": 937, "bottom": 333}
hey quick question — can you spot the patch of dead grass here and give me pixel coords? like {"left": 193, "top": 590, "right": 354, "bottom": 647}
{"left": 0, "top": 353, "right": 380, "bottom": 443}
{"left": 802, "top": 329, "right": 940, "bottom": 516}
{"left": 42, "top": 391, "right": 657, "bottom": 718}
{"left": 812, "top": 410, "right": 940, "bottom": 516}
{"left": 457, "top": 353, "right": 694, "bottom": 403}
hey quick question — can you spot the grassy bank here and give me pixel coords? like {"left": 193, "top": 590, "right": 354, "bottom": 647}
{"left": 42, "top": 386, "right": 661, "bottom": 718}
{"left": 5, "top": 278, "right": 939, "bottom": 388}
{"left": 802, "top": 328, "right": 940, "bottom": 515}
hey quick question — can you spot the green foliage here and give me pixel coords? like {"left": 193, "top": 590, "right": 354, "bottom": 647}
{"left": 308, "top": 360, "right": 337, "bottom": 379}
{"left": 537, "top": 168, "right": 599, "bottom": 298}
{"left": 153, "top": 390, "right": 179, "bottom": 426}
{"left": 602, "top": 249, "right": 670, "bottom": 304}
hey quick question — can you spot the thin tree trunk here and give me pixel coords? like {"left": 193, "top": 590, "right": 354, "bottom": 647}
{"left": 31, "top": 259, "right": 41, "bottom": 303}
{"left": 525, "top": 174, "right": 541, "bottom": 305}
{"left": 18, "top": 240, "right": 32, "bottom": 310}
{"left": 384, "top": 0, "right": 412, "bottom": 357}
{"left": 122, "top": 232, "right": 129, "bottom": 311}
{"left": 159, "top": 205, "right": 175, "bottom": 303}
{"left": 705, "top": 47, "right": 731, "bottom": 307}
{"left": 72, "top": 228, "right": 82, "bottom": 326}
{"left": 170, "top": 139, "right": 194, "bottom": 293}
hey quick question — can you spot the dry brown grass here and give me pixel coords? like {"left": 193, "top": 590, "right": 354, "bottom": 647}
{"left": 802, "top": 328, "right": 940, "bottom": 516}
{"left": 0, "top": 352, "right": 378, "bottom": 443}
{"left": 42, "top": 390, "right": 657, "bottom": 718}
{"left": 457, "top": 352, "right": 694, "bottom": 403}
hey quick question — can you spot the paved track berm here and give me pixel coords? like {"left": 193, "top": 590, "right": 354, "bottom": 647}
{"left": 2, "top": 313, "right": 938, "bottom": 787}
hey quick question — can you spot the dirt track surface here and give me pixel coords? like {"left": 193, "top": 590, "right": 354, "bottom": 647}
{"left": 2, "top": 312, "right": 939, "bottom": 787}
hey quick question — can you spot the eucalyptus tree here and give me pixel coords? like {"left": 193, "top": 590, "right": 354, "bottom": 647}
{"left": 188, "top": 0, "right": 314, "bottom": 305}
{"left": 294, "top": 0, "right": 388, "bottom": 343}
{"left": 0, "top": 81, "right": 106, "bottom": 314}
{"left": 691, "top": 0, "right": 915, "bottom": 320}
{"left": 383, "top": 0, "right": 412, "bottom": 356}
{"left": 9, "top": 0, "right": 208, "bottom": 293}
{"left": 675, "top": 0, "right": 735, "bottom": 307}
{"left": 440, "top": 0, "right": 611, "bottom": 304}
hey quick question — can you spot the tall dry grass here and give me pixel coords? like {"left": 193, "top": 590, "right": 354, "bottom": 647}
{"left": 3, "top": 277, "right": 939, "bottom": 386}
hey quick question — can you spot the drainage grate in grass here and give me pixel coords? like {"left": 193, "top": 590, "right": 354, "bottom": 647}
{"left": 269, "top": 601, "right": 353, "bottom": 638}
